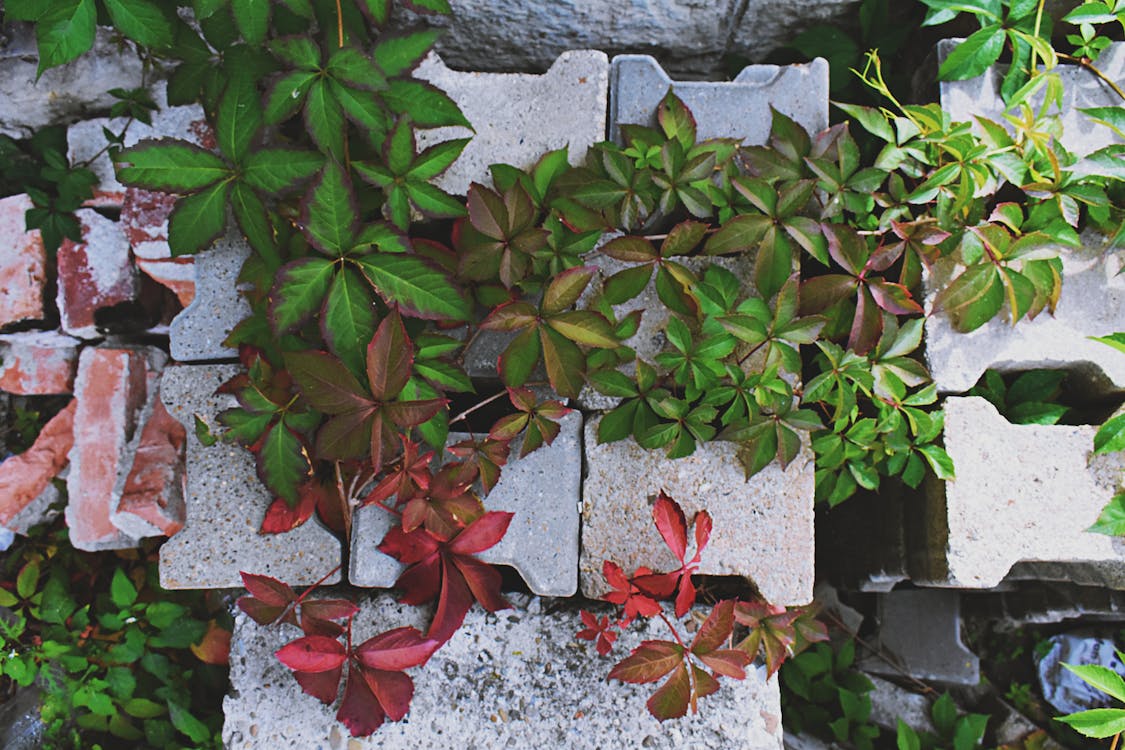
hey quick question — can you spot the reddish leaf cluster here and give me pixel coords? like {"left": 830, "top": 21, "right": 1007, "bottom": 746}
{"left": 579, "top": 491, "right": 827, "bottom": 721}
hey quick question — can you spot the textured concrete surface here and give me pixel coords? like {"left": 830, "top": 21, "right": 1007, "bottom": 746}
{"left": 168, "top": 228, "right": 250, "bottom": 362}
{"left": 414, "top": 51, "right": 609, "bottom": 196}
{"left": 224, "top": 593, "right": 784, "bottom": 749}
{"left": 915, "top": 397, "right": 1125, "bottom": 589}
{"left": 925, "top": 231, "right": 1125, "bottom": 395}
{"left": 351, "top": 411, "right": 582, "bottom": 596}
{"left": 0, "top": 26, "right": 145, "bottom": 137}
{"left": 399, "top": 0, "right": 856, "bottom": 77}
{"left": 580, "top": 416, "right": 815, "bottom": 606}
{"left": 859, "top": 589, "right": 980, "bottom": 685}
{"left": 158, "top": 364, "right": 341, "bottom": 588}
{"left": 609, "top": 55, "right": 829, "bottom": 144}
{"left": 939, "top": 40, "right": 1125, "bottom": 157}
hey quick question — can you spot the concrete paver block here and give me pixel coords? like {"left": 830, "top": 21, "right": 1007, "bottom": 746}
{"left": 609, "top": 54, "right": 829, "bottom": 145}
{"left": 0, "top": 331, "right": 82, "bottom": 395}
{"left": 350, "top": 411, "right": 582, "bottom": 596}
{"left": 168, "top": 228, "right": 250, "bottom": 362}
{"left": 57, "top": 209, "right": 139, "bottom": 340}
{"left": 938, "top": 40, "right": 1125, "bottom": 157}
{"left": 224, "top": 593, "right": 784, "bottom": 749}
{"left": 859, "top": 589, "right": 980, "bottom": 685}
{"left": 913, "top": 397, "right": 1125, "bottom": 589}
{"left": 580, "top": 416, "right": 814, "bottom": 606}
{"left": 414, "top": 51, "right": 609, "bottom": 196}
{"left": 0, "top": 194, "right": 47, "bottom": 329}
{"left": 924, "top": 231, "right": 1125, "bottom": 395}
{"left": 159, "top": 364, "right": 341, "bottom": 588}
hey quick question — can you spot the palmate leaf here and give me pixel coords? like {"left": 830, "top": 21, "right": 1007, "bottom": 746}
{"left": 168, "top": 180, "right": 231, "bottom": 256}
{"left": 303, "top": 162, "right": 358, "bottom": 255}
{"left": 270, "top": 257, "right": 337, "bottom": 334}
{"left": 242, "top": 149, "right": 325, "bottom": 193}
{"left": 322, "top": 267, "right": 379, "bottom": 378}
{"left": 382, "top": 79, "right": 471, "bottom": 128}
{"left": 305, "top": 80, "right": 347, "bottom": 160}
{"left": 374, "top": 30, "right": 441, "bottom": 76}
{"left": 216, "top": 74, "right": 264, "bottom": 163}
{"left": 356, "top": 253, "right": 471, "bottom": 321}
{"left": 231, "top": 0, "right": 270, "bottom": 44}
{"left": 116, "top": 140, "right": 231, "bottom": 192}
{"left": 938, "top": 25, "right": 1006, "bottom": 81}
{"left": 258, "top": 420, "right": 311, "bottom": 504}
{"left": 102, "top": 0, "right": 173, "bottom": 49}
{"left": 35, "top": 0, "right": 96, "bottom": 75}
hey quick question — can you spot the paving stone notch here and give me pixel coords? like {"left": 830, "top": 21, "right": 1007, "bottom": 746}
{"left": 913, "top": 397, "right": 1125, "bottom": 589}
{"left": 609, "top": 55, "right": 829, "bottom": 145}
{"left": 859, "top": 589, "right": 980, "bottom": 685}
{"left": 350, "top": 411, "right": 582, "bottom": 596}
{"left": 224, "top": 594, "right": 785, "bottom": 749}
{"left": 159, "top": 364, "right": 341, "bottom": 589}
{"left": 580, "top": 416, "right": 815, "bottom": 606}
{"left": 168, "top": 229, "right": 251, "bottom": 362}
{"left": 414, "top": 51, "right": 609, "bottom": 196}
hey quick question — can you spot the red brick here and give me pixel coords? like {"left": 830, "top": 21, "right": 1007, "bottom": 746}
{"left": 0, "top": 400, "right": 76, "bottom": 526}
{"left": 122, "top": 188, "right": 178, "bottom": 260}
{"left": 64, "top": 347, "right": 149, "bottom": 550}
{"left": 0, "top": 331, "right": 82, "bottom": 395}
{"left": 136, "top": 257, "right": 195, "bottom": 307}
{"left": 0, "top": 194, "right": 47, "bottom": 328}
{"left": 57, "top": 209, "right": 139, "bottom": 339}
{"left": 112, "top": 396, "right": 187, "bottom": 538}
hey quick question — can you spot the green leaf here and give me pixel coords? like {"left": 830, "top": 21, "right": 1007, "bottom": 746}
{"left": 36, "top": 0, "right": 97, "bottom": 75}
{"left": 216, "top": 75, "right": 262, "bottom": 163}
{"left": 935, "top": 263, "right": 1004, "bottom": 332}
{"left": 168, "top": 180, "right": 231, "bottom": 256}
{"left": 103, "top": 0, "right": 173, "bottom": 48}
{"left": 1064, "top": 663, "right": 1125, "bottom": 704}
{"left": 938, "top": 25, "right": 1005, "bottom": 81}
{"left": 242, "top": 149, "right": 324, "bottom": 193}
{"left": 230, "top": 0, "right": 269, "bottom": 44}
{"left": 1089, "top": 493, "right": 1125, "bottom": 536}
{"left": 1056, "top": 707, "right": 1125, "bottom": 738}
{"left": 16, "top": 561, "right": 39, "bottom": 599}
{"left": 1092, "top": 333, "right": 1125, "bottom": 355}
{"left": 834, "top": 103, "right": 895, "bottom": 142}
{"left": 404, "top": 0, "right": 452, "bottom": 12}
{"left": 270, "top": 257, "right": 335, "bottom": 333}
{"left": 374, "top": 30, "right": 440, "bottom": 76}
{"left": 303, "top": 162, "right": 356, "bottom": 254}
{"left": 304, "top": 80, "right": 346, "bottom": 160}
{"left": 383, "top": 79, "right": 471, "bottom": 128}
{"left": 123, "top": 698, "right": 167, "bottom": 719}
{"left": 263, "top": 71, "right": 317, "bottom": 124}
{"left": 116, "top": 141, "right": 231, "bottom": 192}
{"left": 358, "top": 0, "right": 391, "bottom": 25}
{"left": 229, "top": 181, "right": 274, "bottom": 257}
{"left": 110, "top": 569, "right": 138, "bottom": 609}
{"left": 323, "top": 267, "right": 378, "bottom": 377}
{"left": 1095, "top": 413, "right": 1125, "bottom": 455}
{"left": 357, "top": 253, "right": 471, "bottom": 321}
{"left": 168, "top": 701, "right": 212, "bottom": 744}
{"left": 406, "top": 181, "right": 467, "bottom": 218}
{"left": 410, "top": 138, "right": 469, "bottom": 180}
{"left": 258, "top": 422, "right": 309, "bottom": 503}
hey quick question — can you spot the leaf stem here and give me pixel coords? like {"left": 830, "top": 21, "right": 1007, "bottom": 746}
{"left": 335, "top": 0, "right": 345, "bottom": 48}
{"left": 449, "top": 389, "right": 509, "bottom": 427}
{"left": 657, "top": 611, "right": 687, "bottom": 649}
{"left": 1058, "top": 53, "right": 1125, "bottom": 103}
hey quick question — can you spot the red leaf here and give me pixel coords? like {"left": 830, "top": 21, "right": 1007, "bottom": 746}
{"left": 429, "top": 556, "right": 473, "bottom": 643}
{"left": 190, "top": 620, "right": 231, "bottom": 665}
{"left": 378, "top": 524, "right": 441, "bottom": 564}
{"left": 260, "top": 492, "right": 316, "bottom": 534}
{"left": 608, "top": 640, "right": 684, "bottom": 684}
{"left": 392, "top": 553, "right": 442, "bottom": 605}
{"left": 693, "top": 510, "right": 712, "bottom": 561}
{"left": 646, "top": 661, "right": 691, "bottom": 721}
{"left": 691, "top": 663, "right": 721, "bottom": 701}
{"left": 241, "top": 572, "right": 296, "bottom": 607}
{"left": 284, "top": 350, "right": 374, "bottom": 414}
{"left": 354, "top": 626, "right": 441, "bottom": 671}
{"left": 652, "top": 491, "right": 688, "bottom": 562}
{"left": 236, "top": 597, "right": 286, "bottom": 626}
{"left": 337, "top": 668, "right": 386, "bottom": 737}
{"left": 363, "top": 667, "right": 414, "bottom": 722}
{"left": 383, "top": 398, "right": 448, "bottom": 429}
{"left": 691, "top": 600, "right": 735, "bottom": 655}
{"left": 448, "top": 511, "right": 513, "bottom": 555}
{"left": 295, "top": 667, "right": 344, "bottom": 704}
{"left": 367, "top": 309, "right": 414, "bottom": 401}
{"left": 632, "top": 571, "right": 678, "bottom": 600}
{"left": 276, "top": 635, "right": 347, "bottom": 673}
{"left": 674, "top": 575, "right": 696, "bottom": 618}
{"left": 451, "top": 554, "right": 509, "bottom": 613}
{"left": 576, "top": 610, "right": 618, "bottom": 656}
{"left": 698, "top": 650, "right": 750, "bottom": 680}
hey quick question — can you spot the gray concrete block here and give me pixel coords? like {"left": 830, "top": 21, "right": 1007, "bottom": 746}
{"left": 609, "top": 54, "right": 829, "bottom": 145}
{"left": 67, "top": 81, "right": 211, "bottom": 206}
{"left": 414, "top": 51, "right": 609, "bottom": 196}
{"left": 158, "top": 364, "right": 341, "bottom": 589}
{"left": 224, "top": 593, "right": 784, "bottom": 749}
{"left": 859, "top": 589, "right": 979, "bottom": 685}
{"left": 924, "top": 231, "right": 1125, "bottom": 397}
{"left": 168, "top": 227, "right": 249, "bottom": 362}
{"left": 350, "top": 411, "right": 582, "bottom": 596}
{"left": 913, "top": 397, "right": 1125, "bottom": 589}
{"left": 866, "top": 675, "right": 935, "bottom": 734}
{"left": 0, "top": 27, "right": 145, "bottom": 137}
{"left": 580, "top": 415, "right": 814, "bottom": 606}
{"left": 938, "top": 40, "right": 1125, "bottom": 157}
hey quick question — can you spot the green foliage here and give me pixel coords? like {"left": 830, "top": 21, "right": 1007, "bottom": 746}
{"left": 780, "top": 638, "right": 881, "bottom": 749}
{"left": 1056, "top": 658, "right": 1125, "bottom": 740}
{"left": 0, "top": 520, "right": 228, "bottom": 748}
{"left": 895, "top": 692, "right": 988, "bottom": 750}
{"left": 967, "top": 369, "right": 1070, "bottom": 425}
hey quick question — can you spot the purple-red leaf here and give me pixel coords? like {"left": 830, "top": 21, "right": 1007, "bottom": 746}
{"left": 276, "top": 635, "right": 348, "bottom": 673}
{"left": 354, "top": 626, "right": 441, "bottom": 671}
{"left": 646, "top": 661, "right": 691, "bottom": 721}
{"left": 608, "top": 640, "right": 684, "bottom": 684}
{"left": 367, "top": 309, "right": 413, "bottom": 401}
{"left": 652, "top": 491, "right": 688, "bottom": 562}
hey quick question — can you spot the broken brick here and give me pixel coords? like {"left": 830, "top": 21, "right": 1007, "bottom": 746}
{"left": 0, "top": 194, "right": 47, "bottom": 328}
{"left": 0, "top": 331, "right": 82, "bottom": 395}
{"left": 0, "top": 400, "right": 76, "bottom": 527}
{"left": 111, "top": 394, "right": 187, "bottom": 538}
{"left": 56, "top": 209, "right": 139, "bottom": 339}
